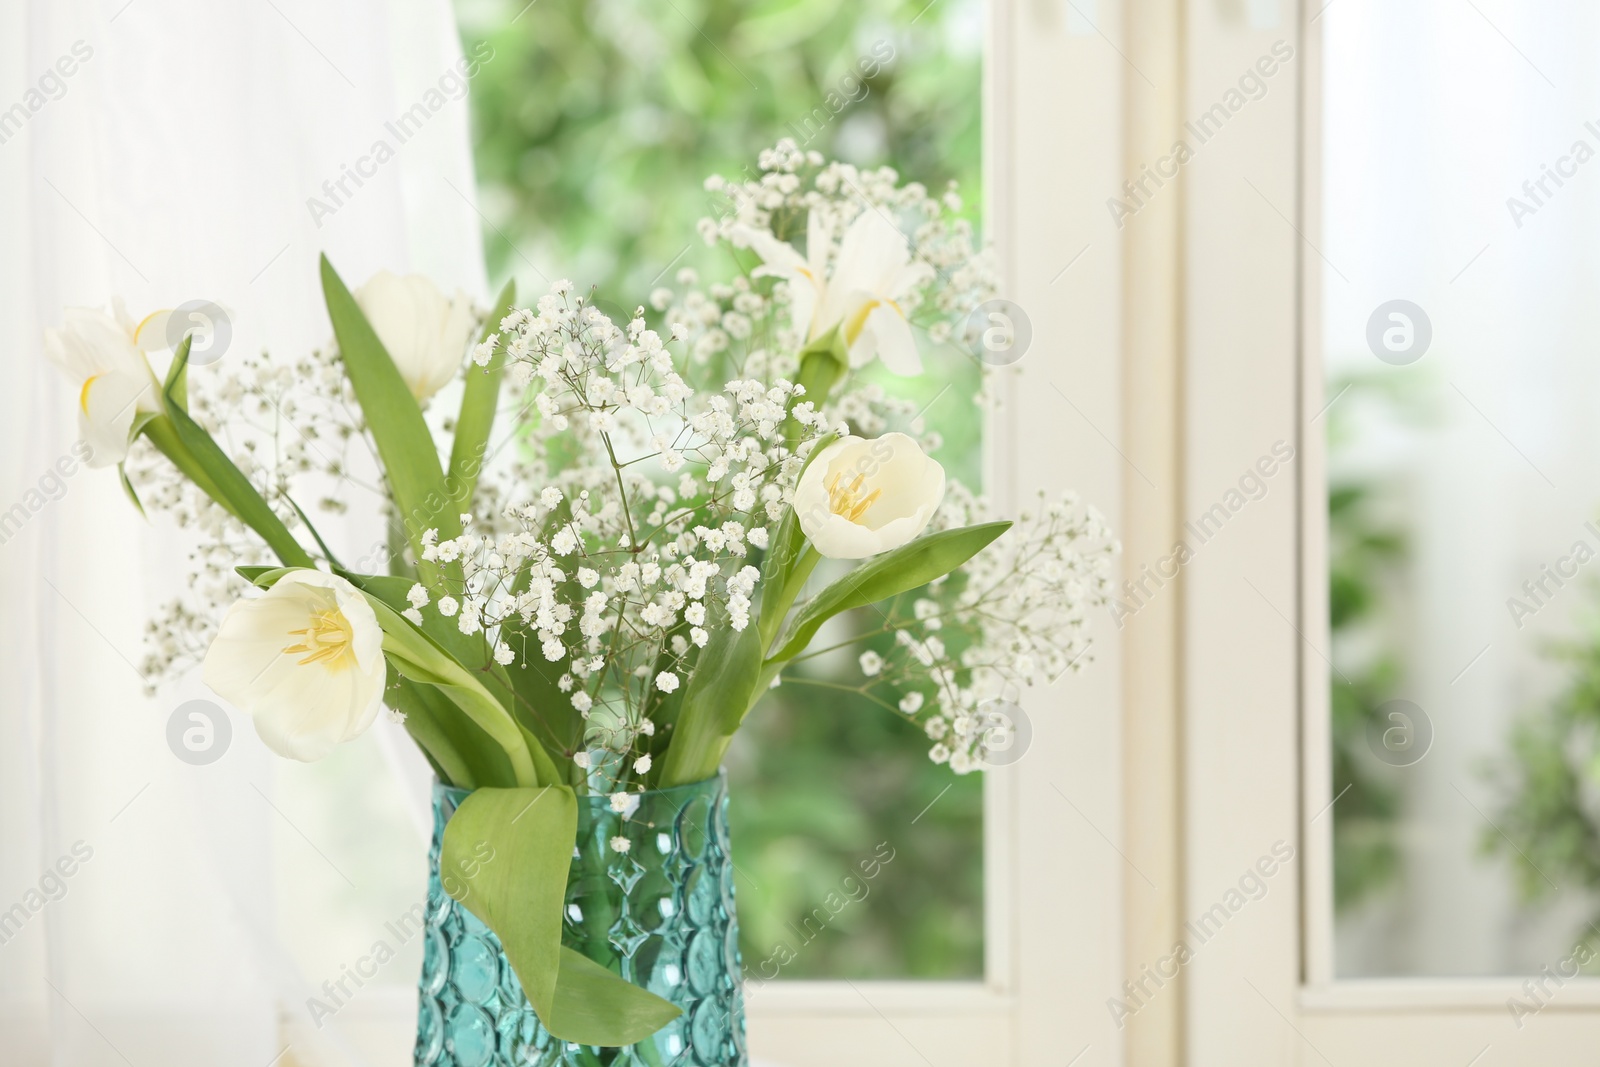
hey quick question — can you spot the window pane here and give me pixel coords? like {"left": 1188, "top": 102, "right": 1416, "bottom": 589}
{"left": 1324, "top": 0, "right": 1600, "bottom": 977}
{"left": 463, "top": 0, "right": 986, "bottom": 978}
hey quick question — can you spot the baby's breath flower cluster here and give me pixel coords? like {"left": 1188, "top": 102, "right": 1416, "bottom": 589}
{"left": 423, "top": 284, "right": 822, "bottom": 790}
{"left": 843, "top": 487, "right": 1118, "bottom": 773}
{"left": 132, "top": 347, "right": 369, "bottom": 689}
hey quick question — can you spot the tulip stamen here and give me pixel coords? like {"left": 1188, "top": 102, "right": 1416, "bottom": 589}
{"left": 827, "top": 472, "right": 882, "bottom": 523}
{"left": 283, "top": 609, "right": 355, "bottom": 667}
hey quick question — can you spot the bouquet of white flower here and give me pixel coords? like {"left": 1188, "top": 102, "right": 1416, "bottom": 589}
{"left": 45, "top": 141, "right": 1114, "bottom": 1051}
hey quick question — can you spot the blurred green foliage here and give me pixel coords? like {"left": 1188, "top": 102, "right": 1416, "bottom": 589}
{"left": 455, "top": 0, "right": 985, "bottom": 977}
{"left": 1489, "top": 621, "right": 1600, "bottom": 928}
{"left": 1326, "top": 373, "right": 1414, "bottom": 913}
{"left": 456, "top": 0, "right": 982, "bottom": 299}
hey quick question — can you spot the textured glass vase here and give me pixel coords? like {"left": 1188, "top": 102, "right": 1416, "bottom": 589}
{"left": 414, "top": 772, "right": 747, "bottom": 1067}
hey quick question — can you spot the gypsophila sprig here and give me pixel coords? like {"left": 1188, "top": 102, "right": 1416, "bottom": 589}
{"left": 820, "top": 487, "right": 1117, "bottom": 772}
{"left": 407, "top": 284, "right": 823, "bottom": 792}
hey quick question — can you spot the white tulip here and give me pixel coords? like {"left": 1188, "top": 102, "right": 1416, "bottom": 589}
{"left": 354, "top": 270, "right": 477, "bottom": 402}
{"left": 745, "top": 210, "right": 935, "bottom": 376}
{"left": 43, "top": 300, "right": 173, "bottom": 468}
{"left": 202, "top": 570, "right": 386, "bottom": 762}
{"left": 792, "top": 433, "right": 946, "bottom": 559}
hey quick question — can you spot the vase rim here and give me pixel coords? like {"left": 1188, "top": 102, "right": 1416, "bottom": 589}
{"left": 431, "top": 767, "right": 728, "bottom": 804}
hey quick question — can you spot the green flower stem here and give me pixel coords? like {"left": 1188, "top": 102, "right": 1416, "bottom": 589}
{"left": 759, "top": 546, "right": 818, "bottom": 656}
{"left": 784, "top": 329, "right": 847, "bottom": 449}
{"left": 140, "top": 416, "right": 239, "bottom": 520}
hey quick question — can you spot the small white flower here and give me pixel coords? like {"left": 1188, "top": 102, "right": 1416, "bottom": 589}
{"left": 929, "top": 744, "right": 951, "bottom": 764}
{"left": 402, "top": 607, "right": 424, "bottom": 625}
{"left": 610, "top": 793, "right": 640, "bottom": 819}
{"left": 493, "top": 641, "right": 515, "bottom": 665}
{"left": 609, "top": 836, "right": 632, "bottom": 854}
{"left": 859, "top": 651, "right": 884, "bottom": 677}
{"left": 386, "top": 707, "right": 407, "bottom": 724}
{"left": 541, "top": 486, "right": 563, "bottom": 508}
{"left": 655, "top": 671, "right": 680, "bottom": 694}
{"left": 574, "top": 751, "right": 591, "bottom": 769}
{"left": 899, "top": 691, "right": 925, "bottom": 714}
{"left": 437, "top": 596, "right": 460, "bottom": 617}
{"left": 572, "top": 691, "right": 593, "bottom": 713}
{"left": 639, "top": 720, "right": 656, "bottom": 737}
{"left": 748, "top": 527, "right": 769, "bottom": 549}
{"left": 633, "top": 754, "right": 652, "bottom": 774}
{"left": 406, "top": 583, "right": 430, "bottom": 608}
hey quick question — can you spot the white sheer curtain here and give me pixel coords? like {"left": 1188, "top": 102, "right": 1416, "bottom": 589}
{"left": 0, "top": 1, "right": 485, "bottom": 1063}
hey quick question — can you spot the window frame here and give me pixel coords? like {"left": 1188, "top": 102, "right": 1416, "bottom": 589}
{"left": 1181, "top": 0, "right": 1600, "bottom": 1060}
{"left": 746, "top": 0, "right": 1132, "bottom": 1061}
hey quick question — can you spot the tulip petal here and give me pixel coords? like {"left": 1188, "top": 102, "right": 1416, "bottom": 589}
{"left": 860, "top": 301, "right": 923, "bottom": 376}
{"left": 77, "top": 371, "right": 154, "bottom": 468}
{"left": 202, "top": 571, "right": 387, "bottom": 763}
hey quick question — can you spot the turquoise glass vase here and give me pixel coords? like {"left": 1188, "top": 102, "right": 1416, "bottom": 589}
{"left": 414, "top": 772, "right": 747, "bottom": 1066}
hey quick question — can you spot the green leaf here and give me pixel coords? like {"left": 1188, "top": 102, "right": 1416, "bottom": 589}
{"left": 236, "top": 565, "right": 283, "bottom": 585}
{"left": 658, "top": 606, "right": 765, "bottom": 788}
{"left": 549, "top": 947, "right": 683, "bottom": 1046}
{"left": 320, "top": 255, "right": 460, "bottom": 578}
{"left": 769, "top": 520, "right": 1013, "bottom": 664}
{"left": 347, "top": 572, "right": 565, "bottom": 780}
{"left": 359, "top": 590, "right": 538, "bottom": 788}
{"left": 441, "top": 787, "right": 574, "bottom": 1027}
{"left": 388, "top": 671, "right": 478, "bottom": 789}
{"left": 155, "top": 339, "right": 313, "bottom": 568}
{"left": 441, "top": 788, "right": 680, "bottom": 1046}
{"left": 161, "top": 338, "right": 189, "bottom": 411}
{"left": 117, "top": 463, "right": 146, "bottom": 517}
{"left": 447, "top": 278, "right": 515, "bottom": 515}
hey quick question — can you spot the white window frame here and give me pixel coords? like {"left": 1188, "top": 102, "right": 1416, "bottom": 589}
{"left": 1183, "top": 0, "right": 1600, "bottom": 1061}
{"left": 746, "top": 0, "right": 1131, "bottom": 1061}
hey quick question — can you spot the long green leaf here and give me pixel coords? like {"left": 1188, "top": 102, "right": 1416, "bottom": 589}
{"left": 157, "top": 339, "right": 313, "bottom": 567}
{"left": 388, "top": 670, "right": 476, "bottom": 788}
{"left": 770, "top": 521, "right": 1013, "bottom": 664}
{"left": 441, "top": 787, "right": 573, "bottom": 1029}
{"left": 441, "top": 788, "right": 680, "bottom": 1047}
{"left": 320, "top": 255, "right": 460, "bottom": 576}
{"left": 657, "top": 606, "right": 765, "bottom": 788}
{"left": 360, "top": 592, "right": 537, "bottom": 788}
{"left": 447, "top": 278, "right": 515, "bottom": 514}
{"left": 550, "top": 947, "right": 683, "bottom": 1046}
{"left": 351, "top": 571, "right": 567, "bottom": 780}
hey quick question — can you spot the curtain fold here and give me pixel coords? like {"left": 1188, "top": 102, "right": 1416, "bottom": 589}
{"left": 0, "top": 1, "right": 485, "bottom": 1062}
